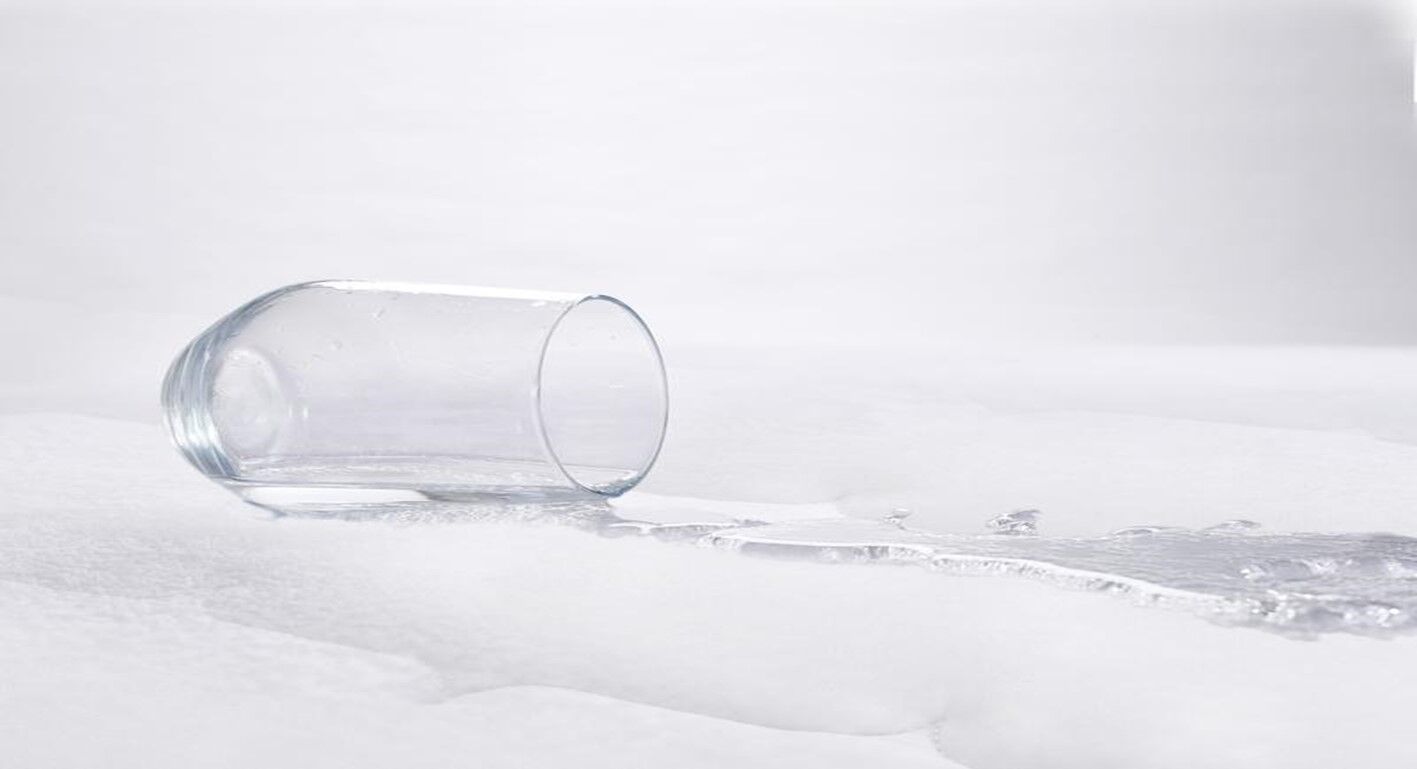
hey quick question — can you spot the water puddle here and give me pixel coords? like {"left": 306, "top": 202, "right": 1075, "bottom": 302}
{"left": 725, "top": 518, "right": 1417, "bottom": 637}
{"left": 611, "top": 507, "right": 1417, "bottom": 638}
{"left": 267, "top": 495, "right": 1417, "bottom": 637}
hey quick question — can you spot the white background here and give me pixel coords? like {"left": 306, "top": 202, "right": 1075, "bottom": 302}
{"left": 3, "top": 0, "right": 1415, "bottom": 352}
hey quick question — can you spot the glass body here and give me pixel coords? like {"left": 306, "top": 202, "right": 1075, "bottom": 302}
{"left": 162, "top": 281, "right": 668, "bottom": 511}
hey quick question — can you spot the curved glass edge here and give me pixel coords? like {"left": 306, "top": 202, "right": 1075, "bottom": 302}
{"left": 161, "top": 282, "right": 305, "bottom": 480}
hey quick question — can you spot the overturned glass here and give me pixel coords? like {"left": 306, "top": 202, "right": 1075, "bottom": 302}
{"left": 163, "top": 281, "right": 668, "bottom": 513}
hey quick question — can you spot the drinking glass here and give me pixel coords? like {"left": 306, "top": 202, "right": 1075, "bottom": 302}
{"left": 162, "top": 281, "right": 668, "bottom": 512}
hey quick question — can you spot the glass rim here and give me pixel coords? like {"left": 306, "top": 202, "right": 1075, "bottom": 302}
{"left": 533, "top": 293, "right": 669, "bottom": 496}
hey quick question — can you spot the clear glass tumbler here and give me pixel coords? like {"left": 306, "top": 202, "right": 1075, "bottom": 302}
{"left": 162, "top": 281, "right": 668, "bottom": 512}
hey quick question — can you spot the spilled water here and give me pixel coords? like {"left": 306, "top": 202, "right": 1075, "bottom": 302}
{"left": 268, "top": 496, "right": 1417, "bottom": 638}
{"left": 609, "top": 508, "right": 1417, "bottom": 638}
{"left": 704, "top": 517, "right": 1417, "bottom": 637}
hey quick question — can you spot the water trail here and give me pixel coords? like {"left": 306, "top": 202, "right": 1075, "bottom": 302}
{"left": 264, "top": 495, "right": 1417, "bottom": 637}
{"left": 607, "top": 508, "right": 1417, "bottom": 638}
